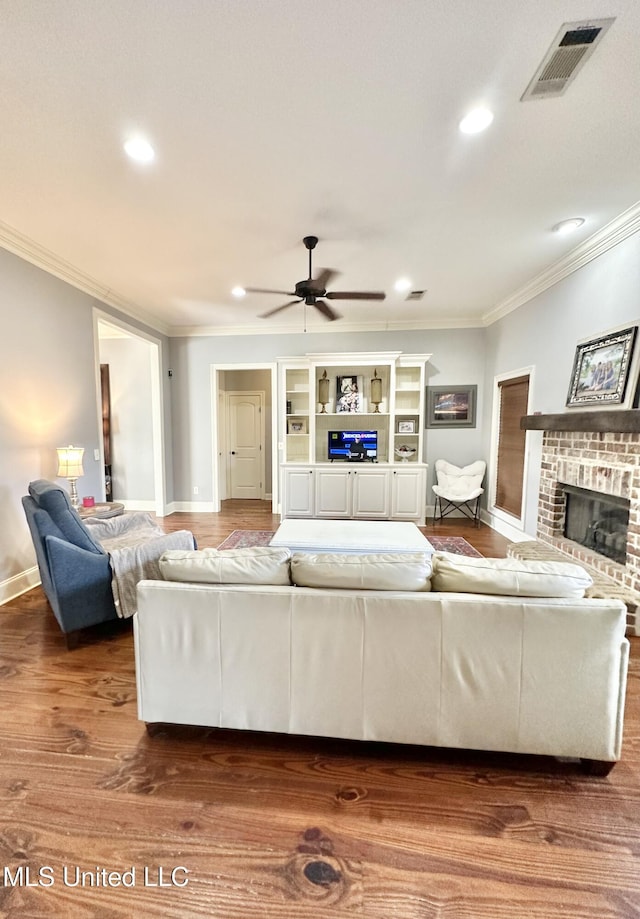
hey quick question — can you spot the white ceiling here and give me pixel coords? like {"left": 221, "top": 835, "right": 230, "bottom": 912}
{"left": 1, "top": 1, "right": 639, "bottom": 337}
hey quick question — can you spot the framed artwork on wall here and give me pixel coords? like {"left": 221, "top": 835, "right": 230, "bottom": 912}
{"left": 566, "top": 325, "right": 638, "bottom": 408}
{"left": 426, "top": 385, "right": 477, "bottom": 428}
{"left": 336, "top": 375, "right": 363, "bottom": 413}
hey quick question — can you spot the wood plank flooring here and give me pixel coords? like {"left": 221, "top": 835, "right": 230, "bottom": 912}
{"left": 1, "top": 501, "right": 638, "bottom": 918}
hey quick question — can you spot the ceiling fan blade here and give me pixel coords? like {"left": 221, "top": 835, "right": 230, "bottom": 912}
{"left": 313, "top": 299, "right": 341, "bottom": 321}
{"left": 314, "top": 268, "right": 339, "bottom": 290}
{"left": 245, "top": 287, "right": 296, "bottom": 296}
{"left": 259, "top": 299, "right": 301, "bottom": 318}
{"left": 325, "top": 291, "right": 386, "bottom": 301}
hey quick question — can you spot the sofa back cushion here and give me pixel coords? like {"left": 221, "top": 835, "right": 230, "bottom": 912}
{"left": 290, "top": 552, "right": 432, "bottom": 591}
{"left": 28, "top": 479, "right": 103, "bottom": 554}
{"left": 159, "top": 547, "right": 292, "bottom": 586}
{"left": 431, "top": 552, "right": 593, "bottom": 598}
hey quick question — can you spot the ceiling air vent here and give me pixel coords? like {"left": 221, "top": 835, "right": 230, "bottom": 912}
{"left": 405, "top": 290, "right": 426, "bottom": 301}
{"left": 521, "top": 18, "right": 615, "bottom": 101}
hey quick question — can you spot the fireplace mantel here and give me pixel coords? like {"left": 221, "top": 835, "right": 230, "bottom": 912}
{"left": 521, "top": 410, "right": 640, "bottom": 434}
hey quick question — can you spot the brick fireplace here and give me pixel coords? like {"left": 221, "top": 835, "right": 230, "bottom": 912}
{"left": 537, "top": 429, "right": 639, "bottom": 594}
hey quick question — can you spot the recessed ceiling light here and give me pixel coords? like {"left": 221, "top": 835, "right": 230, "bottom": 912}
{"left": 552, "top": 217, "right": 586, "bottom": 235}
{"left": 123, "top": 136, "right": 155, "bottom": 164}
{"left": 459, "top": 107, "right": 494, "bottom": 134}
{"left": 231, "top": 286, "right": 246, "bottom": 298}
{"left": 394, "top": 278, "right": 412, "bottom": 293}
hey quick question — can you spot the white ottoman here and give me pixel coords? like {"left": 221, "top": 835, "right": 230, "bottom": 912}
{"left": 270, "top": 519, "right": 432, "bottom": 554}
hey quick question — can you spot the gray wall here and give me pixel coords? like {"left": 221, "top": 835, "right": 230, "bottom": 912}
{"left": 483, "top": 231, "right": 640, "bottom": 535}
{"left": 169, "top": 327, "right": 488, "bottom": 504}
{"left": 0, "top": 247, "right": 172, "bottom": 598}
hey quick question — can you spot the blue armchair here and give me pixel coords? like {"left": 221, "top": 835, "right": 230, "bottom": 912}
{"left": 22, "top": 480, "right": 194, "bottom": 647}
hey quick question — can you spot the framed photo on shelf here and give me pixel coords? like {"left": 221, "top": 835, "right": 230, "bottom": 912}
{"left": 287, "top": 418, "right": 308, "bottom": 434}
{"left": 566, "top": 325, "right": 638, "bottom": 408}
{"left": 426, "top": 385, "right": 477, "bottom": 428}
{"left": 336, "top": 375, "right": 363, "bottom": 413}
{"left": 397, "top": 420, "right": 415, "bottom": 434}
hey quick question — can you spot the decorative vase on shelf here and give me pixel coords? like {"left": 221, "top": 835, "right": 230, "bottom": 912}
{"left": 395, "top": 445, "right": 417, "bottom": 463}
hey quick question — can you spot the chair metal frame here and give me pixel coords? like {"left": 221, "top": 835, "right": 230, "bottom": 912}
{"left": 433, "top": 492, "right": 483, "bottom": 526}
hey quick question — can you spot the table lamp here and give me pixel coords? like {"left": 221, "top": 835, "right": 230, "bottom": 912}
{"left": 57, "top": 445, "right": 85, "bottom": 509}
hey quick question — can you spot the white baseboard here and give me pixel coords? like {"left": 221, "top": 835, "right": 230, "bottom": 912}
{"left": 168, "top": 501, "right": 217, "bottom": 513}
{"left": 0, "top": 566, "right": 40, "bottom": 605}
{"left": 483, "top": 510, "right": 532, "bottom": 543}
{"left": 120, "top": 500, "right": 157, "bottom": 512}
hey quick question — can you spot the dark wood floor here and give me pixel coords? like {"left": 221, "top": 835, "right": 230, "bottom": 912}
{"left": 2, "top": 502, "right": 639, "bottom": 917}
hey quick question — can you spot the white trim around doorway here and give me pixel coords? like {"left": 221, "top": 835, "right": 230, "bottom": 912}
{"left": 93, "top": 309, "right": 168, "bottom": 516}
{"left": 210, "top": 362, "right": 279, "bottom": 513}
{"left": 485, "top": 365, "right": 536, "bottom": 542}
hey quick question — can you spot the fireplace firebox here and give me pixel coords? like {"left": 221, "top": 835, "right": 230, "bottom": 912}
{"left": 562, "top": 484, "right": 629, "bottom": 566}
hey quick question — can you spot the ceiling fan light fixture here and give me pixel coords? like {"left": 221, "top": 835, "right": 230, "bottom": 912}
{"left": 231, "top": 286, "right": 246, "bottom": 298}
{"left": 394, "top": 277, "right": 412, "bottom": 293}
{"left": 123, "top": 135, "right": 155, "bottom": 164}
{"left": 459, "top": 107, "right": 494, "bottom": 134}
{"left": 552, "top": 217, "right": 586, "bottom": 235}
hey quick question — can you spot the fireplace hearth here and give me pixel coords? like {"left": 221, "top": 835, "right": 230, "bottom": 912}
{"left": 562, "top": 484, "right": 629, "bottom": 566}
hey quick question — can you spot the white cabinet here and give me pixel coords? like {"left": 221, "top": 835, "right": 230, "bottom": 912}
{"left": 282, "top": 467, "right": 314, "bottom": 517}
{"left": 283, "top": 464, "right": 427, "bottom": 523}
{"left": 351, "top": 467, "right": 391, "bottom": 518}
{"left": 391, "top": 467, "right": 426, "bottom": 520}
{"left": 315, "top": 467, "right": 352, "bottom": 517}
{"left": 313, "top": 466, "right": 391, "bottom": 518}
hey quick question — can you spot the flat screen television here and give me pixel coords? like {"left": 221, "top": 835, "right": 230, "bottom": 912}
{"left": 328, "top": 430, "right": 377, "bottom": 461}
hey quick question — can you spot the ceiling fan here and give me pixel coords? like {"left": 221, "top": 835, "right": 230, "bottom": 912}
{"left": 244, "top": 235, "right": 386, "bottom": 321}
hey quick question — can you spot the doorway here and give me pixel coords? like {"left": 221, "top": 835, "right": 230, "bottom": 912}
{"left": 211, "top": 363, "right": 278, "bottom": 512}
{"left": 94, "top": 312, "right": 166, "bottom": 515}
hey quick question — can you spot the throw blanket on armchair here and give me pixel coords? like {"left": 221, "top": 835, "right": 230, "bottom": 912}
{"left": 85, "top": 514, "right": 194, "bottom": 619}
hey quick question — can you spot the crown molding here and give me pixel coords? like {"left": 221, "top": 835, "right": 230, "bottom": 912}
{"left": 0, "top": 219, "right": 171, "bottom": 336}
{"left": 168, "top": 315, "right": 482, "bottom": 337}
{"left": 483, "top": 201, "right": 640, "bottom": 326}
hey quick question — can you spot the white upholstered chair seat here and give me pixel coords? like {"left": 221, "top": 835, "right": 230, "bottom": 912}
{"left": 432, "top": 459, "right": 486, "bottom": 525}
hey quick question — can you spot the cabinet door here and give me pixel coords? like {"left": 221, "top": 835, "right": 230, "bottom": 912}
{"left": 391, "top": 468, "right": 426, "bottom": 521}
{"left": 315, "top": 468, "right": 352, "bottom": 517}
{"left": 351, "top": 468, "right": 390, "bottom": 518}
{"left": 283, "top": 467, "right": 314, "bottom": 517}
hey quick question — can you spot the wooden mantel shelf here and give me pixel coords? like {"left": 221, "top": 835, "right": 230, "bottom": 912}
{"left": 521, "top": 410, "right": 640, "bottom": 433}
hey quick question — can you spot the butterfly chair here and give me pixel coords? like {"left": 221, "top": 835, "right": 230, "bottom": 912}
{"left": 432, "top": 460, "right": 486, "bottom": 526}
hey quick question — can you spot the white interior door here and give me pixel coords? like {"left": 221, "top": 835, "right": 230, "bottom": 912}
{"left": 227, "top": 392, "right": 264, "bottom": 498}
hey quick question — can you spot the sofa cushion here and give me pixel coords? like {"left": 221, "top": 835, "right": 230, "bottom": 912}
{"left": 431, "top": 552, "right": 593, "bottom": 598}
{"left": 29, "top": 480, "right": 103, "bottom": 554}
{"left": 290, "top": 552, "right": 432, "bottom": 591}
{"left": 159, "top": 547, "right": 292, "bottom": 586}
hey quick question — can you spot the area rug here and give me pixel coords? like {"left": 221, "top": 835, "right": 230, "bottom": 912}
{"left": 427, "top": 536, "right": 482, "bottom": 557}
{"left": 217, "top": 530, "right": 276, "bottom": 549}
{"left": 218, "top": 530, "right": 482, "bottom": 557}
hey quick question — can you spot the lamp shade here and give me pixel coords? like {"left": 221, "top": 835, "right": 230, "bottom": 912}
{"left": 57, "top": 445, "right": 85, "bottom": 478}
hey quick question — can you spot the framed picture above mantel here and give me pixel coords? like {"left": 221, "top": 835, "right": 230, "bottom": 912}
{"left": 566, "top": 325, "right": 638, "bottom": 409}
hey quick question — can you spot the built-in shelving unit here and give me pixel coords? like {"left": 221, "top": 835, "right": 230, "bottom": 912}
{"left": 278, "top": 352, "right": 432, "bottom": 521}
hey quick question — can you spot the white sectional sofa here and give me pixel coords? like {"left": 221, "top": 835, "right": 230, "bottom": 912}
{"left": 134, "top": 547, "right": 630, "bottom": 774}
